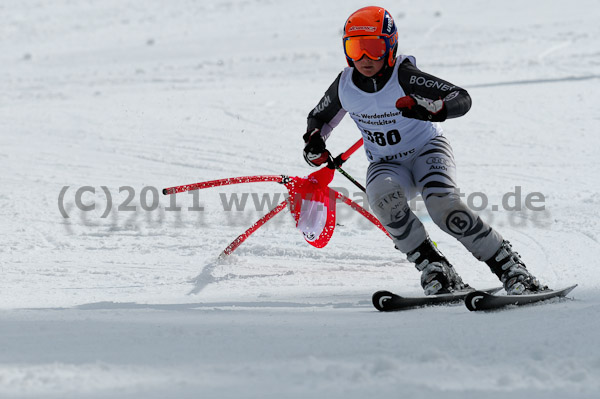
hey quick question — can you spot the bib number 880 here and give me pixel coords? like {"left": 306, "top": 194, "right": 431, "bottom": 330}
{"left": 364, "top": 129, "right": 401, "bottom": 146}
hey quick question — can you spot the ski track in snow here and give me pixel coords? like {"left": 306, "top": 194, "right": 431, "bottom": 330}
{"left": 1, "top": 0, "right": 599, "bottom": 398}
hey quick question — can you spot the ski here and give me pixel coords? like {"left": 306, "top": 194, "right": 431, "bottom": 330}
{"left": 464, "top": 284, "right": 577, "bottom": 311}
{"left": 372, "top": 286, "right": 503, "bottom": 312}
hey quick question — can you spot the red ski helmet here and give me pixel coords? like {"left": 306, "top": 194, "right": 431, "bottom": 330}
{"left": 343, "top": 6, "right": 398, "bottom": 67}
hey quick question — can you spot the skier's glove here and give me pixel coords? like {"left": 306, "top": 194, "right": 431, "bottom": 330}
{"left": 303, "top": 128, "right": 331, "bottom": 167}
{"left": 396, "top": 94, "right": 447, "bottom": 122}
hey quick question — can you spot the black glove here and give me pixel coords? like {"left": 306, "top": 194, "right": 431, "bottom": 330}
{"left": 303, "top": 128, "right": 331, "bottom": 167}
{"left": 396, "top": 94, "right": 447, "bottom": 122}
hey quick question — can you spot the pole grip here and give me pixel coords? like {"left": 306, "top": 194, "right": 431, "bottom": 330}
{"left": 340, "top": 138, "right": 364, "bottom": 162}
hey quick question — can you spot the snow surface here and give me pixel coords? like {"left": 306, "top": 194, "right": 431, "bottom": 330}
{"left": 1, "top": 0, "right": 599, "bottom": 397}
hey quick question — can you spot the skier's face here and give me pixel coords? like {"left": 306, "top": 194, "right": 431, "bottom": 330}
{"left": 354, "top": 56, "right": 385, "bottom": 77}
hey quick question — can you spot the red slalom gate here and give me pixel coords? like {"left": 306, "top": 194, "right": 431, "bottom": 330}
{"left": 162, "top": 138, "right": 390, "bottom": 256}
{"left": 219, "top": 199, "right": 289, "bottom": 258}
{"left": 162, "top": 175, "right": 284, "bottom": 195}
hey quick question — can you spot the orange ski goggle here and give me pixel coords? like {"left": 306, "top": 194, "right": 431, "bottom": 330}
{"left": 343, "top": 36, "right": 389, "bottom": 61}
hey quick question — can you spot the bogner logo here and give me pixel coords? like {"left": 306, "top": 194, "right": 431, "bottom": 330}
{"left": 444, "top": 91, "right": 459, "bottom": 101}
{"left": 409, "top": 76, "right": 455, "bottom": 91}
{"left": 446, "top": 210, "right": 473, "bottom": 236}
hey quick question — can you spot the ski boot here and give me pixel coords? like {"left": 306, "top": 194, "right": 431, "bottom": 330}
{"left": 407, "top": 238, "right": 468, "bottom": 296}
{"left": 485, "top": 240, "right": 547, "bottom": 295}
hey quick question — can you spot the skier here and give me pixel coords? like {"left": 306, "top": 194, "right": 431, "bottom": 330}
{"left": 302, "top": 6, "right": 547, "bottom": 295}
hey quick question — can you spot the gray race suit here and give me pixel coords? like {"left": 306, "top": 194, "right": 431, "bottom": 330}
{"left": 306, "top": 55, "right": 502, "bottom": 261}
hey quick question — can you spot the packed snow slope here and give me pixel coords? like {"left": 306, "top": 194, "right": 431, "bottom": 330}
{"left": 1, "top": 0, "right": 599, "bottom": 398}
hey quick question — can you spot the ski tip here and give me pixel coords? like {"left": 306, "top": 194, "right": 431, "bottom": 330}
{"left": 559, "top": 284, "right": 578, "bottom": 296}
{"left": 464, "top": 290, "right": 492, "bottom": 312}
{"left": 372, "top": 290, "right": 395, "bottom": 312}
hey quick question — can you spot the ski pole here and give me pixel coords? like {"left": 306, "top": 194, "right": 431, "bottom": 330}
{"left": 327, "top": 138, "right": 367, "bottom": 193}
{"left": 337, "top": 138, "right": 364, "bottom": 163}
{"left": 333, "top": 162, "right": 366, "bottom": 193}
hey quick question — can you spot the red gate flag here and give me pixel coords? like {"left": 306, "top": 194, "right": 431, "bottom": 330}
{"left": 284, "top": 166, "right": 337, "bottom": 248}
